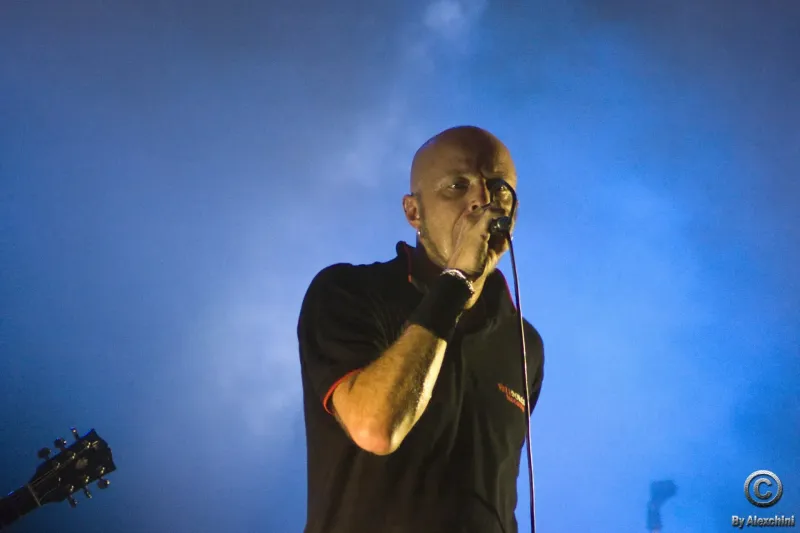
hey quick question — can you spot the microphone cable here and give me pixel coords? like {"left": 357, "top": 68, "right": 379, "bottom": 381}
{"left": 488, "top": 180, "right": 537, "bottom": 533}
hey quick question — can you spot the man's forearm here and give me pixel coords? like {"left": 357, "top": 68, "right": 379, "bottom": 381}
{"left": 341, "top": 324, "right": 447, "bottom": 452}
{"left": 332, "top": 271, "right": 474, "bottom": 454}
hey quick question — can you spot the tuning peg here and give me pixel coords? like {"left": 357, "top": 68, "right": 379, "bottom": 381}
{"left": 67, "top": 496, "right": 77, "bottom": 508}
{"left": 70, "top": 427, "right": 80, "bottom": 440}
{"left": 37, "top": 447, "right": 52, "bottom": 460}
{"left": 97, "top": 478, "right": 110, "bottom": 489}
{"left": 54, "top": 438, "right": 67, "bottom": 450}
{"left": 95, "top": 466, "right": 106, "bottom": 477}
{"left": 83, "top": 487, "right": 92, "bottom": 499}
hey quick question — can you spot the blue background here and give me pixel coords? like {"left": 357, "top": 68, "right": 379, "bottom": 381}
{"left": 1, "top": 1, "right": 797, "bottom": 532}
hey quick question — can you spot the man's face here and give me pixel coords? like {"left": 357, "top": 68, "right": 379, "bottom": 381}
{"left": 403, "top": 132, "right": 517, "bottom": 271}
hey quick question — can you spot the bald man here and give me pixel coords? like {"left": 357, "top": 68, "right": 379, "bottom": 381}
{"left": 298, "top": 126, "right": 545, "bottom": 533}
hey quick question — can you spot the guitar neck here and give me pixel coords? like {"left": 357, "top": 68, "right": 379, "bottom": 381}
{"left": 0, "top": 485, "right": 40, "bottom": 529}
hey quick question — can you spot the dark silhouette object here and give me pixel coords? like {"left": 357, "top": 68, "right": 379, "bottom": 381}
{"left": 647, "top": 480, "right": 677, "bottom": 532}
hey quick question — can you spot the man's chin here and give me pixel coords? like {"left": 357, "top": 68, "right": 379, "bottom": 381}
{"left": 484, "top": 248, "right": 502, "bottom": 275}
{"left": 488, "top": 233, "right": 507, "bottom": 254}
{"left": 488, "top": 243, "right": 507, "bottom": 262}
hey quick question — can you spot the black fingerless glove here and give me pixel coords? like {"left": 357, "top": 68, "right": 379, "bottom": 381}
{"left": 407, "top": 272, "right": 473, "bottom": 340}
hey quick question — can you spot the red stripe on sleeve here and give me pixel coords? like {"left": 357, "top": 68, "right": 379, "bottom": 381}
{"left": 322, "top": 369, "right": 362, "bottom": 415}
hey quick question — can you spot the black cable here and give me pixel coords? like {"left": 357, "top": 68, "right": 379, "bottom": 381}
{"left": 507, "top": 235, "right": 536, "bottom": 533}
{"left": 488, "top": 179, "right": 536, "bottom": 533}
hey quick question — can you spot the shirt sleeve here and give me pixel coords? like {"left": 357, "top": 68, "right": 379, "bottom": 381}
{"left": 523, "top": 320, "right": 545, "bottom": 417}
{"left": 297, "top": 264, "right": 390, "bottom": 415}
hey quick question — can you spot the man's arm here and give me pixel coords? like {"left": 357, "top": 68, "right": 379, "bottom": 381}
{"left": 331, "top": 324, "right": 447, "bottom": 456}
{"left": 309, "top": 210, "right": 497, "bottom": 455}
{"left": 300, "top": 265, "right": 473, "bottom": 456}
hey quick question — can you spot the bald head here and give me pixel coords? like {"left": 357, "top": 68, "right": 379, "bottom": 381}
{"left": 401, "top": 125, "right": 517, "bottom": 274}
{"left": 410, "top": 125, "right": 516, "bottom": 194}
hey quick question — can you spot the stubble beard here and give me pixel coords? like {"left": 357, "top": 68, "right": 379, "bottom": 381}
{"left": 417, "top": 221, "right": 449, "bottom": 270}
{"left": 420, "top": 223, "right": 495, "bottom": 279}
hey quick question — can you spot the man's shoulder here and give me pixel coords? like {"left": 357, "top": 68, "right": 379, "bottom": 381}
{"left": 303, "top": 255, "right": 403, "bottom": 302}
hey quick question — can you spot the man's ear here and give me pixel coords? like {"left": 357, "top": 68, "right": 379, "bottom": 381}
{"left": 402, "top": 194, "right": 421, "bottom": 231}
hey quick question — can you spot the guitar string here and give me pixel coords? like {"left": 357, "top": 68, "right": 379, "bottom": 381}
{"left": 2, "top": 447, "right": 106, "bottom": 524}
{"left": 2, "top": 446, "right": 104, "bottom": 518}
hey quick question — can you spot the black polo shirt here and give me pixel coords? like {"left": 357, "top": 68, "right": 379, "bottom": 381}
{"left": 297, "top": 242, "right": 545, "bottom": 533}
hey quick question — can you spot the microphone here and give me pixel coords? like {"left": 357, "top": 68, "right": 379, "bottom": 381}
{"left": 487, "top": 179, "right": 517, "bottom": 235}
{"left": 489, "top": 216, "right": 512, "bottom": 234}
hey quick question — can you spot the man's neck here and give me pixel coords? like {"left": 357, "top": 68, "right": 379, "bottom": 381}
{"left": 410, "top": 239, "right": 445, "bottom": 285}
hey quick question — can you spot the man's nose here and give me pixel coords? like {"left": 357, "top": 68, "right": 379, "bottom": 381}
{"left": 469, "top": 182, "right": 491, "bottom": 211}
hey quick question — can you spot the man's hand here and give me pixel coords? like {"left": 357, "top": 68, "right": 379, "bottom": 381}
{"left": 446, "top": 204, "right": 505, "bottom": 281}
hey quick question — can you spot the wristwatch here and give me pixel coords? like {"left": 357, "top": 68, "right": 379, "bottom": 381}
{"left": 441, "top": 268, "right": 476, "bottom": 296}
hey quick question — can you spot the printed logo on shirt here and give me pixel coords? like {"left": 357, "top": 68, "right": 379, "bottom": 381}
{"left": 497, "top": 383, "right": 526, "bottom": 413}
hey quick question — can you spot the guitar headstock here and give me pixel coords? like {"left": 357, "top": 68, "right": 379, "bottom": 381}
{"left": 29, "top": 427, "right": 116, "bottom": 508}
